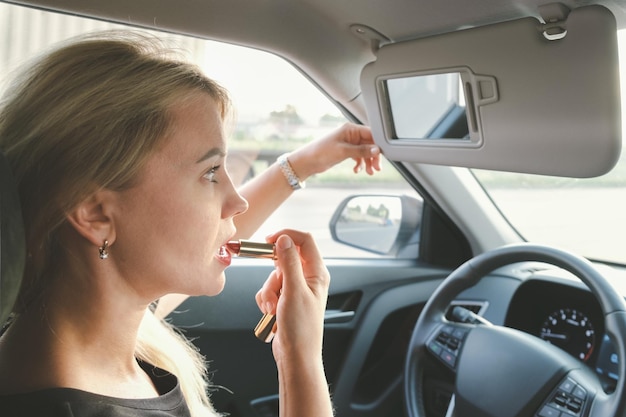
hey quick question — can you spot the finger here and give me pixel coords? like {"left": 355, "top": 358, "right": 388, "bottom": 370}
{"left": 273, "top": 234, "right": 306, "bottom": 296}
{"left": 266, "top": 229, "right": 327, "bottom": 286}
{"left": 372, "top": 152, "right": 382, "bottom": 171}
{"left": 266, "top": 229, "right": 323, "bottom": 266}
{"left": 266, "top": 229, "right": 317, "bottom": 254}
{"left": 348, "top": 145, "right": 380, "bottom": 172}
{"left": 347, "top": 144, "right": 380, "bottom": 159}
{"left": 364, "top": 152, "right": 382, "bottom": 175}
{"left": 363, "top": 159, "right": 373, "bottom": 175}
{"left": 255, "top": 269, "right": 281, "bottom": 313}
{"left": 346, "top": 123, "right": 375, "bottom": 146}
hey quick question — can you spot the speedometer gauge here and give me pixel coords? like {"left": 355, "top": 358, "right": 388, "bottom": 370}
{"left": 540, "top": 308, "right": 595, "bottom": 362}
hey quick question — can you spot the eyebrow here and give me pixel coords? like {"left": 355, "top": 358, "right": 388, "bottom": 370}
{"left": 196, "top": 147, "right": 226, "bottom": 163}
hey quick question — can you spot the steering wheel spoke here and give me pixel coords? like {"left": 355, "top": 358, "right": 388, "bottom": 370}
{"left": 427, "top": 323, "right": 472, "bottom": 371}
{"left": 536, "top": 373, "right": 593, "bottom": 417}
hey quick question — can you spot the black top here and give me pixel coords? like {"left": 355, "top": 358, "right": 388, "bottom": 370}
{"left": 0, "top": 362, "right": 192, "bottom": 417}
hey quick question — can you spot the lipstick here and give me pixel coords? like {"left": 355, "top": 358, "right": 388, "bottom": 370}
{"left": 226, "top": 240, "right": 276, "bottom": 260}
{"left": 226, "top": 240, "right": 277, "bottom": 342}
{"left": 254, "top": 313, "right": 277, "bottom": 343}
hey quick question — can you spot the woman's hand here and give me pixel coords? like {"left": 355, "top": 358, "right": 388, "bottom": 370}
{"left": 288, "top": 122, "right": 382, "bottom": 180}
{"left": 255, "top": 229, "right": 330, "bottom": 362}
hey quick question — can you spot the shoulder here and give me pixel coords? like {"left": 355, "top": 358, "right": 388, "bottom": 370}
{"left": 0, "top": 366, "right": 192, "bottom": 417}
{"left": 0, "top": 389, "right": 80, "bottom": 417}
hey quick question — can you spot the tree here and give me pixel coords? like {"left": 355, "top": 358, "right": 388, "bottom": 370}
{"left": 269, "top": 105, "right": 303, "bottom": 138}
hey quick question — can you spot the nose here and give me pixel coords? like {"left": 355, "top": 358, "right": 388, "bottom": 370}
{"left": 223, "top": 174, "right": 249, "bottom": 218}
{"left": 231, "top": 191, "right": 249, "bottom": 218}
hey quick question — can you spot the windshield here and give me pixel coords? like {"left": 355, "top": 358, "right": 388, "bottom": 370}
{"left": 472, "top": 31, "right": 626, "bottom": 265}
{"left": 1, "top": 3, "right": 624, "bottom": 263}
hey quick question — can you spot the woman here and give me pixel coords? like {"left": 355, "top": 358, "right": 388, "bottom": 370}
{"left": 0, "top": 31, "right": 380, "bottom": 416}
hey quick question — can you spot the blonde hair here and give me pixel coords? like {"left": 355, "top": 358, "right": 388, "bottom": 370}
{"left": 0, "top": 31, "right": 228, "bottom": 416}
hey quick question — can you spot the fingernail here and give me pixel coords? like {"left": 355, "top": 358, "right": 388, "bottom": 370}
{"left": 370, "top": 146, "right": 380, "bottom": 155}
{"left": 277, "top": 235, "right": 293, "bottom": 250}
{"left": 265, "top": 302, "right": 273, "bottom": 314}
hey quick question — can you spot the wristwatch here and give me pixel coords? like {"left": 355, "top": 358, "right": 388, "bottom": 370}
{"left": 277, "top": 153, "right": 305, "bottom": 190}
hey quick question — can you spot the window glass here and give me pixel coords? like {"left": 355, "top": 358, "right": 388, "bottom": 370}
{"left": 473, "top": 158, "right": 626, "bottom": 265}
{"left": 0, "top": 2, "right": 420, "bottom": 259}
{"left": 472, "top": 29, "right": 626, "bottom": 266}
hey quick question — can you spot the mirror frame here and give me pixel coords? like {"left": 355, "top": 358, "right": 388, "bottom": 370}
{"left": 329, "top": 194, "right": 422, "bottom": 255}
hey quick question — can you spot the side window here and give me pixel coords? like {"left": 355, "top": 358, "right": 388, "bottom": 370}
{"left": 208, "top": 50, "right": 421, "bottom": 258}
{"left": 0, "top": 3, "right": 422, "bottom": 259}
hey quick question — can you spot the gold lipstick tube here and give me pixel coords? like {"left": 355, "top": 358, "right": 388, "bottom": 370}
{"left": 226, "top": 240, "right": 277, "bottom": 342}
{"left": 236, "top": 240, "right": 276, "bottom": 259}
{"left": 254, "top": 313, "right": 277, "bottom": 343}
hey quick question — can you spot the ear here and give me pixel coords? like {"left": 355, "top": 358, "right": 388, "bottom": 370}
{"left": 65, "top": 190, "right": 116, "bottom": 247}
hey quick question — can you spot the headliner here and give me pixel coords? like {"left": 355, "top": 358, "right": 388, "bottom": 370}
{"left": 4, "top": 0, "right": 625, "bottom": 119}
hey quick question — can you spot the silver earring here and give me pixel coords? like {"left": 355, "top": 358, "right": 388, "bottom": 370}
{"left": 98, "top": 240, "right": 109, "bottom": 260}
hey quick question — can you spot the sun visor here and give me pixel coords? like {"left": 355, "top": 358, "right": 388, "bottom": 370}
{"left": 361, "top": 5, "right": 621, "bottom": 177}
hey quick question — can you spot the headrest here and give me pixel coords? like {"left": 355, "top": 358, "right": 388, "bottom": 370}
{"left": 0, "top": 151, "right": 25, "bottom": 324}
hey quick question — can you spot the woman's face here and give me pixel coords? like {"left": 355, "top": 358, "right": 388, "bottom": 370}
{"left": 110, "top": 93, "right": 248, "bottom": 299}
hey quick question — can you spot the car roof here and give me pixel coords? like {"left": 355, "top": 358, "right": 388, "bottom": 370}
{"left": 7, "top": 0, "right": 626, "bottom": 118}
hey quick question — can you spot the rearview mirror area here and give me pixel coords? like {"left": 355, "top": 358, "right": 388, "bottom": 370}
{"left": 329, "top": 194, "right": 422, "bottom": 256}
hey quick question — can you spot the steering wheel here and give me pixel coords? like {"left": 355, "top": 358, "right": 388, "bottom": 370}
{"left": 404, "top": 243, "right": 626, "bottom": 417}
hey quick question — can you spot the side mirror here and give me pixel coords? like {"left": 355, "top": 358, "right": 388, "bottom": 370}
{"left": 329, "top": 194, "right": 422, "bottom": 255}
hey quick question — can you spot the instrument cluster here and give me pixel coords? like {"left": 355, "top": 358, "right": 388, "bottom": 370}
{"left": 505, "top": 278, "right": 619, "bottom": 392}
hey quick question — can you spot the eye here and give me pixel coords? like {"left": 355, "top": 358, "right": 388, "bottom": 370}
{"left": 203, "top": 165, "right": 221, "bottom": 183}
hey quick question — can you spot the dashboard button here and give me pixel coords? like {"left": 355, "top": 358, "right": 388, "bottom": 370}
{"left": 538, "top": 405, "right": 562, "bottom": 417}
{"left": 566, "top": 399, "right": 581, "bottom": 413}
{"left": 428, "top": 341, "right": 443, "bottom": 356}
{"left": 440, "top": 349, "right": 457, "bottom": 367}
{"left": 553, "top": 392, "right": 567, "bottom": 407}
{"left": 572, "top": 385, "right": 586, "bottom": 400}
{"left": 452, "top": 328, "right": 467, "bottom": 340}
{"left": 446, "top": 337, "right": 460, "bottom": 350}
{"left": 558, "top": 379, "right": 576, "bottom": 393}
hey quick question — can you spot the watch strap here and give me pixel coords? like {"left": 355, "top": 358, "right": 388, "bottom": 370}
{"left": 277, "top": 153, "right": 305, "bottom": 190}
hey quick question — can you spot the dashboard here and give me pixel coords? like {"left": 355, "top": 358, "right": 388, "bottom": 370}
{"left": 504, "top": 278, "right": 619, "bottom": 393}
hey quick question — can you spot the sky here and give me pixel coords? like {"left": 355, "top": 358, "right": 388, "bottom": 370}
{"left": 197, "top": 40, "right": 344, "bottom": 125}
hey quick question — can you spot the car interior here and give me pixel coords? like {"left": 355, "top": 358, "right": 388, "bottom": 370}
{"left": 2, "top": 1, "right": 626, "bottom": 417}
